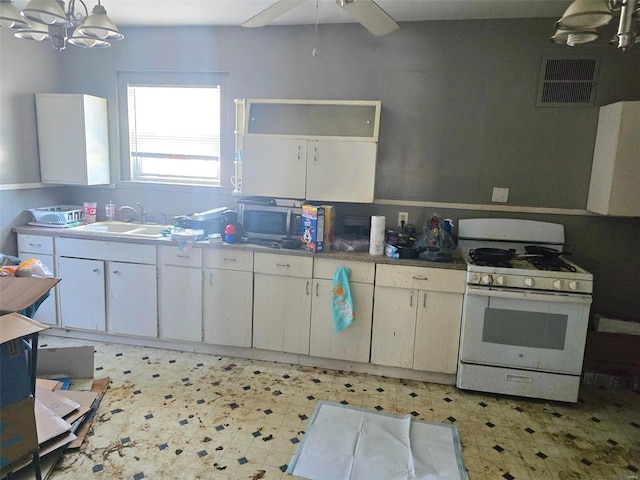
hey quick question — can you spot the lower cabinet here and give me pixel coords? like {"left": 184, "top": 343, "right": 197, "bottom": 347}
{"left": 56, "top": 238, "right": 158, "bottom": 337}
{"left": 17, "top": 234, "right": 58, "bottom": 326}
{"left": 203, "top": 249, "right": 254, "bottom": 347}
{"left": 158, "top": 246, "right": 203, "bottom": 342}
{"left": 252, "top": 253, "right": 313, "bottom": 354}
{"left": 371, "top": 265, "right": 465, "bottom": 374}
{"left": 309, "top": 258, "right": 375, "bottom": 363}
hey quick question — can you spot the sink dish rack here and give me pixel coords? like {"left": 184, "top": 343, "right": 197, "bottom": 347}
{"left": 28, "top": 205, "right": 85, "bottom": 227}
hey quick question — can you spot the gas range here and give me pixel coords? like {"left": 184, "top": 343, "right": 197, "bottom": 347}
{"left": 462, "top": 252, "right": 593, "bottom": 294}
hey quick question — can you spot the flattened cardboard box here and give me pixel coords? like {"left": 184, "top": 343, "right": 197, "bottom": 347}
{"left": 0, "top": 396, "right": 38, "bottom": 470}
{"left": 0, "top": 277, "right": 60, "bottom": 315}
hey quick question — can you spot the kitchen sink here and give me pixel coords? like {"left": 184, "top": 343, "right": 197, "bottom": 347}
{"left": 70, "top": 221, "right": 171, "bottom": 238}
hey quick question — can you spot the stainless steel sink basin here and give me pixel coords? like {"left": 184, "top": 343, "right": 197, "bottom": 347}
{"left": 70, "top": 221, "right": 171, "bottom": 238}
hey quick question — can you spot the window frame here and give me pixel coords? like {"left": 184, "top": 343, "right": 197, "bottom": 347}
{"left": 116, "top": 71, "right": 230, "bottom": 187}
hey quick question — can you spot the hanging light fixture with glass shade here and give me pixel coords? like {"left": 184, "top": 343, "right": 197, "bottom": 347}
{"left": 551, "top": 0, "right": 640, "bottom": 51}
{"left": 0, "top": 0, "right": 122, "bottom": 50}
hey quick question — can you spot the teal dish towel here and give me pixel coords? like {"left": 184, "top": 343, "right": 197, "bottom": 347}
{"left": 332, "top": 266, "right": 355, "bottom": 333}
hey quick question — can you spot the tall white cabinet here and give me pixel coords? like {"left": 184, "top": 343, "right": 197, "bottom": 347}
{"left": 238, "top": 99, "right": 380, "bottom": 202}
{"left": 587, "top": 101, "right": 640, "bottom": 216}
{"left": 35, "top": 93, "right": 110, "bottom": 185}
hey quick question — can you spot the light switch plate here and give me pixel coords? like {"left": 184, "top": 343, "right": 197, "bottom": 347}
{"left": 492, "top": 187, "right": 509, "bottom": 203}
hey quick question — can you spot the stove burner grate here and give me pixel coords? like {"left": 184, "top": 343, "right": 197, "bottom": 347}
{"left": 470, "top": 258, "right": 512, "bottom": 268}
{"left": 526, "top": 256, "right": 577, "bottom": 272}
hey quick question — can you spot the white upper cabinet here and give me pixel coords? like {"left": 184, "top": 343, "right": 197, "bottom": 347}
{"left": 36, "top": 94, "right": 110, "bottom": 185}
{"left": 237, "top": 99, "right": 380, "bottom": 202}
{"left": 587, "top": 101, "right": 640, "bottom": 216}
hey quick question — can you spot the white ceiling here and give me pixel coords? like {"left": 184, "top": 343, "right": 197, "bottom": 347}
{"left": 13, "top": 0, "right": 571, "bottom": 27}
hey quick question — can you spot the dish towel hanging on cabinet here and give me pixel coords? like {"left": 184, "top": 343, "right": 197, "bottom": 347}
{"left": 332, "top": 266, "right": 355, "bottom": 333}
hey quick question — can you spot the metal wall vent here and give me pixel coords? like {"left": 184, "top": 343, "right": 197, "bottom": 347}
{"left": 537, "top": 57, "right": 599, "bottom": 106}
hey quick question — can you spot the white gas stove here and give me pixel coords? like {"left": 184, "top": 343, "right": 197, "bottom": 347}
{"left": 456, "top": 218, "right": 593, "bottom": 403}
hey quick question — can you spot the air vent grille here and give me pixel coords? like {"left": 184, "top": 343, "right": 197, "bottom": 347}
{"left": 537, "top": 57, "right": 598, "bottom": 106}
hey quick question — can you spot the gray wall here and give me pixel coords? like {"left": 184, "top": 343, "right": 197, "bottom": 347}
{"left": 1, "top": 18, "right": 639, "bottom": 319}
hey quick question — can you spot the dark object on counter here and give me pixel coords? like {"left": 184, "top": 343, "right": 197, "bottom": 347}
{"left": 524, "top": 245, "right": 571, "bottom": 257}
{"left": 281, "top": 238, "right": 303, "bottom": 249}
{"left": 174, "top": 208, "right": 237, "bottom": 237}
{"left": 396, "top": 245, "right": 419, "bottom": 258}
{"left": 469, "top": 248, "right": 516, "bottom": 266}
{"left": 332, "top": 234, "right": 369, "bottom": 252}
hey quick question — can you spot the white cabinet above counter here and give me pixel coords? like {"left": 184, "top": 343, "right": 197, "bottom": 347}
{"left": 236, "top": 99, "right": 380, "bottom": 203}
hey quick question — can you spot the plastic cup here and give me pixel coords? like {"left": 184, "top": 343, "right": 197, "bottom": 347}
{"left": 83, "top": 202, "right": 97, "bottom": 223}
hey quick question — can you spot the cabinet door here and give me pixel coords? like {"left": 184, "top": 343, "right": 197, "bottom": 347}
{"left": 413, "top": 291, "right": 464, "bottom": 374}
{"left": 305, "top": 140, "right": 377, "bottom": 203}
{"left": 242, "top": 136, "right": 306, "bottom": 198}
{"left": 309, "top": 279, "right": 373, "bottom": 363}
{"left": 18, "top": 251, "right": 57, "bottom": 326}
{"left": 253, "top": 273, "right": 312, "bottom": 354}
{"left": 159, "top": 265, "right": 202, "bottom": 342}
{"left": 57, "top": 257, "right": 106, "bottom": 331}
{"left": 107, "top": 262, "right": 157, "bottom": 337}
{"left": 371, "top": 286, "right": 417, "bottom": 369}
{"left": 203, "top": 269, "right": 253, "bottom": 347}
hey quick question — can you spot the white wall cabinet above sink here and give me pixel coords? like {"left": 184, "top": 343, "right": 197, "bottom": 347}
{"left": 36, "top": 94, "right": 110, "bottom": 186}
{"left": 237, "top": 99, "right": 380, "bottom": 203}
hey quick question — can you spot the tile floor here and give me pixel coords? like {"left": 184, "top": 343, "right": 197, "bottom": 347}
{"left": 39, "top": 335, "right": 639, "bottom": 480}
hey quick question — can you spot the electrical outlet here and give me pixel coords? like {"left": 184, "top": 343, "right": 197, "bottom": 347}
{"left": 398, "top": 211, "right": 409, "bottom": 226}
{"left": 492, "top": 187, "right": 509, "bottom": 203}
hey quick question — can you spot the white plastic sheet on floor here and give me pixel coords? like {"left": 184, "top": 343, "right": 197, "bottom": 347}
{"left": 287, "top": 401, "right": 468, "bottom": 480}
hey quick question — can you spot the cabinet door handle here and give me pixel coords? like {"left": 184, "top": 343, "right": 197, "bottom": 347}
{"left": 423, "top": 292, "right": 427, "bottom": 308}
{"left": 92, "top": 268, "right": 99, "bottom": 273}
{"left": 28, "top": 243, "right": 42, "bottom": 248}
{"left": 209, "top": 272, "right": 213, "bottom": 286}
{"left": 223, "top": 258, "right": 237, "bottom": 262}
{"left": 410, "top": 291, "right": 414, "bottom": 307}
{"left": 315, "top": 283, "right": 319, "bottom": 296}
{"left": 306, "top": 280, "right": 310, "bottom": 295}
{"left": 112, "top": 270, "right": 119, "bottom": 274}
{"left": 276, "top": 263, "right": 291, "bottom": 268}
{"left": 412, "top": 276, "right": 428, "bottom": 281}
{"left": 313, "top": 147, "right": 317, "bottom": 163}
{"left": 297, "top": 145, "right": 301, "bottom": 161}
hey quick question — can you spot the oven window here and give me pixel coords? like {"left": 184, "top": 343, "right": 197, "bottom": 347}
{"left": 482, "top": 308, "right": 567, "bottom": 350}
{"left": 245, "top": 211, "right": 287, "bottom": 235}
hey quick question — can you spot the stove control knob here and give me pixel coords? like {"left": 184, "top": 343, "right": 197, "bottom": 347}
{"left": 553, "top": 280, "right": 563, "bottom": 290}
{"left": 481, "top": 274, "right": 492, "bottom": 285}
{"left": 568, "top": 281, "right": 578, "bottom": 291}
{"left": 495, "top": 275, "right": 505, "bottom": 286}
{"left": 524, "top": 277, "right": 535, "bottom": 287}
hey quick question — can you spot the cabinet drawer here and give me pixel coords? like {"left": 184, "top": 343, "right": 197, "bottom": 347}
{"left": 254, "top": 252, "right": 312, "bottom": 278}
{"left": 17, "top": 235, "right": 54, "bottom": 255}
{"left": 204, "top": 249, "right": 253, "bottom": 271}
{"left": 159, "top": 245, "right": 202, "bottom": 267}
{"left": 313, "top": 258, "right": 375, "bottom": 284}
{"left": 57, "top": 238, "right": 156, "bottom": 264}
{"left": 375, "top": 264, "right": 465, "bottom": 293}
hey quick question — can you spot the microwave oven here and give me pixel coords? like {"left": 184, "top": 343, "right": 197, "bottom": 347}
{"left": 238, "top": 203, "right": 302, "bottom": 241}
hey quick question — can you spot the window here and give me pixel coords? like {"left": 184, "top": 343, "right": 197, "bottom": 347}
{"left": 117, "top": 72, "right": 229, "bottom": 186}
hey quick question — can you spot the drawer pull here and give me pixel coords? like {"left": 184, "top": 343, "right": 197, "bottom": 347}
{"left": 506, "top": 374, "right": 533, "bottom": 383}
{"left": 276, "top": 263, "right": 291, "bottom": 267}
{"left": 28, "top": 243, "right": 42, "bottom": 248}
{"left": 412, "top": 276, "right": 428, "bottom": 281}
{"left": 223, "top": 258, "right": 237, "bottom": 262}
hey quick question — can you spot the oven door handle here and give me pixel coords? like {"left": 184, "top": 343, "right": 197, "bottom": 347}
{"left": 466, "top": 286, "right": 592, "bottom": 305}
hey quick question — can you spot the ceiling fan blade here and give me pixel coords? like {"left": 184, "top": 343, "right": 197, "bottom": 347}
{"left": 336, "top": 0, "right": 399, "bottom": 36}
{"left": 242, "top": 0, "right": 306, "bottom": 28}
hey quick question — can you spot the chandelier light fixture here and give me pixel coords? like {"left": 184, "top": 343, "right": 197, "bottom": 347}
{"left": 0, "top": 0, "right": 123, "bottom": 50}
{"left": 551, "top": 0, "right": 639, "bottom": 51}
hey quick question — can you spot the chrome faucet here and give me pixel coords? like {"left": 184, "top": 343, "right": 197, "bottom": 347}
{"left": 117, "top": 203, "right": 146, "bottom": 222}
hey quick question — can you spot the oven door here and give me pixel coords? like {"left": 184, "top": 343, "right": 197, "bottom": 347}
{"left": 459, "top": 286, "right": 591, "bottom": 375}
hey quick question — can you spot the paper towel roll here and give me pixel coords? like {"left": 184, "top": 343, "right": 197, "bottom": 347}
{"left": 369, "top": 215, "right": 386, "bottom": 256}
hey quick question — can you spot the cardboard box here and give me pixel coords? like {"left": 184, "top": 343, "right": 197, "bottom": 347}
{"left": 301, "top": 205, "right": 326, "bottom": 253}
{"left": 0, "top": 396, "right": 39, "bottom": 470}
{"left": 0, "top": 277, "right": 60, "bottom": 315}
